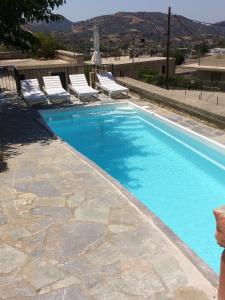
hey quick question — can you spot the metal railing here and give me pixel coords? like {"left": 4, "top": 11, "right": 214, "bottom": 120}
{"left": 0, "top": 66, "right": 17, "bottom": 92}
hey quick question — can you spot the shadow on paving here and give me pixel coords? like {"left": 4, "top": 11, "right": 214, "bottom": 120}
{"left": 0, "top": 98, "right": 54, "bottom": 173}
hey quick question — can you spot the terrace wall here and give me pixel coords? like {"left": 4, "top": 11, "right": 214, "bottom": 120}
{"left": 113, "top": 58, "right": 176, "bottom": 79}
{"left": 55, "top": 50, "right": 84, "bottom": 64}
{"left": 0, "top": 51, "right": 30, "bottom": 60}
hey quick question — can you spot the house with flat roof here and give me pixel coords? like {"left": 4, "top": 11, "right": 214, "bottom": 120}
{"left": 0, "top": 50, "right": 84, "bottom": 92}
{"left": 184, "top": 56, "right": 225, "bottom": 82}
{"left": 86, "top": 56, "right": 176, "bottom": 79}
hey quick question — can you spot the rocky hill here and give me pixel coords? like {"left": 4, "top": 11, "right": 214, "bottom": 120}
{"left": 29, "top": 17, "right": 73, "bottom": 33}
{"left": 30, "top": 12, "right": 225, "bottom": 37}
{"left": 29, "top": 12, "right": 225, "bottom": 53}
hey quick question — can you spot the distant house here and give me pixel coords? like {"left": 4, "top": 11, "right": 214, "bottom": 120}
{"left": 91, "top": 56, "right": 176, "bottom": 80}
{"left": 0, "top": 50, "right": 84, "bottom": 92}
{"left": 184, "top": 56, "right": 225, "bottom": 82}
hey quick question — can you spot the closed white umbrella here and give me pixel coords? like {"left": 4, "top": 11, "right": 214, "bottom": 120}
{"left": 91, "top": 20, "right": 102, "bottom": 66}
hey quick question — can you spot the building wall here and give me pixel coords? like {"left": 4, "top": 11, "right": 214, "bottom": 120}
{"left": 197, "top": 70, "right": 225, "bottom": 82}
{"left": 15, "top": 65, "right": 85, "bottom": 91}
{"left": 55, "top": 50, "right": 84, "bottom": 64}
{"left": 199, "top": 56, "right": 225, "bottom": 67}
{"left": 113, "top": 58, "right": 176, "bottom": 79}
{"left": 0, "top": 51, "right": 30, "bottom": 60}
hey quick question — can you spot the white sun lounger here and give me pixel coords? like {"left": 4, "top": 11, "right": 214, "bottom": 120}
{"left": 69, "top": 74, "right": 99, "bottom": 101}
{"left": 97, "top": 72, "right": 129, "bottom": 98}
{"left": 43, "top": 76, "right": 70, "bottom": 104}
{"left": 20, "top": 79, "right": 47, "bottom": 105}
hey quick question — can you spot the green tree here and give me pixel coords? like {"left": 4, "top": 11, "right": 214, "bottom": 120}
{"left": 195, "top": 42, "right": 209, "bottom": 56}
{"left": 217, "top": 39, "right": 225, "bottom": 48}
{"left": 0, "top": 0, "right": 66, "bottom": 51}
{"left": 171, "top": 50, "right": 185, "bottom": 65}
{"left": 34, "top": 32, "right": 59, "bottom": 58}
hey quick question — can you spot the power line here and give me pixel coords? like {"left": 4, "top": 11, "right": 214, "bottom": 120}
{"left": 173, "top": 15, "right": 200, "bottom": 41}
{"left": 174, "top": 16, "right": 225, "bottom": 28}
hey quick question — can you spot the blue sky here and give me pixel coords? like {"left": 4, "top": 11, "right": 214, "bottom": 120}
{"left": 56, "top": 0, "right": 225, "bottom": 23}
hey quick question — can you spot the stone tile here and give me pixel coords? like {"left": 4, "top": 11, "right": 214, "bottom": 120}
{"left": 23, "top": 231, "right": 46, "bottom": 258}
{"left": 0, "top": 270, "right": 36, "bottom": 298}
{"left": 214, "top": 131, "right": 225, "bottom": 137}
{"left": 120, "top": 270, "right": 165, "bottom": 297}
{"left": 111, "top": 225, "right": 158, "bottom": 258}
{"left": 51, "top": 274, "right": 80, "bottom": 290}
{"left": 109, "top": 224, "right": 134, "bottom": 233}
{"left": 93, "top": 291, "right": 143, "bottom": 300}
{"left": 0, "top": 209, "right": 8, "bottom": 225}
{"left": 85, "top": 242, "right": 121, "bottom": 267}
{"left": 31, "top": 206, "right": 72, "bottom": 221}
{"left": 87, "top": 274, "right": 125, "bottom": 296}
{"left": 13, "top": 181, "right": 31, "bottom": 193}
{"left": 75, "top": 207, "right": 109, "bottom": 224}
{"left": 23, "top": 259, "right": 68, "bottom": 290}
{"left": 66, "top": 190, "right": 86, "bottom": 207}
{"left": 36, "top": 284, "right": 91, "bottom": 300}
{"left": 62, "top": 259, "right": 103, "bottom": 290}
{"left": 46, "top": 222, "right": 107, "bottom": 262}
{"left": 34, "top": 197, "right": 66, "bottom": 207}
{"left": 109, "top": 206, "right": 143, "bottom": 226}
{"left": 82, "top": 190, "right": 127, "bottom": 208}
{"left": 9, "top": 227, "right": 31, "bottom": 241}
{"left": 0, "top": 245, "right": 27, "bottom": 274}
{"left": 151, "top": 255, "right": 188, "bottom": 290}
{"left": 183, "top": 119, "right": 199, "bottom": 126}
{"left": 2, "top": 201, "right": 20, "bottom": 220}
{"left": 78, "top": 176, "right": 127, "bottom": 208}
{"left": 27, "top": 218, "right": 54, "bottom": 234}
{"left": 174, "top": 287, "right": 210, "bottom": 300}
{"left": 0, "top": 184, "right": 17, "bottom": 202}
{"left": 15, "top": 193, "right": 37, "bottom": 211}
{"left": 29, "top": 181, "right": 61, "bottom": 197}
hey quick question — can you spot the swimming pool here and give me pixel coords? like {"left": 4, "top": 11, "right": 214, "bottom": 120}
{"left": 40, "top": 102, "right": 225, "bottom": 273}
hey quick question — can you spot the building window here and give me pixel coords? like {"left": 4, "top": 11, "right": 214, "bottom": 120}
{"left": 162, "top": 65, "right": 166, "bottom": 75}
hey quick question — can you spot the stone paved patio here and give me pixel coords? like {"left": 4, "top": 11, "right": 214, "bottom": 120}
{"left": 0, "top": 98, "right": 219, "bottom": 299}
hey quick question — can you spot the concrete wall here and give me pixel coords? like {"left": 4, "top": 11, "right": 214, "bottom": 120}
{"left": 113, "top": 58, "right": 176, "bottom": 79}
{"left": 116, "top": 77, "right": 225, "bottom": 128}
{"left": 200, "top": 56, "right": 225, "bottom": 67}
{"left": 197, "top": 70, "right": 225, "bottom": 82}
{"left": 0, "top": 51, "right": 30, "bottom": 60}
{"left": 55, "top": 50, "right": 84, "bottom": 64}
{"left": 15, "top": 65, "right": 85, "bottom": 91}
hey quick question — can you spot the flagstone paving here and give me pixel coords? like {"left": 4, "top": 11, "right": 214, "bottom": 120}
{"left": 0, "top": 101, "right": 219, "bottom": 299}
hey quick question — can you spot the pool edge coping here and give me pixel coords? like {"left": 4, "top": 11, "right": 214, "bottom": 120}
{"left": 37, "top": 102, "right": 220, "bottom": 288}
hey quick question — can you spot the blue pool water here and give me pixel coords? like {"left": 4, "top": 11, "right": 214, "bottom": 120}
{"left": 40, "top": 103, "right": 225, "bottom": 273}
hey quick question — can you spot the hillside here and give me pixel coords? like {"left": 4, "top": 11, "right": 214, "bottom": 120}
{"left": 29, "top": 17, "right": 73, "bottom": 33}
{"left": 72, "top": 12, "right": 225, "bottom": 38}
{"left": 30, "top": 12, "right": 225, "bottom": 37}
{"left": 29, "top": 12, "right": 225, "bottom": 53}
{"left": 215, "top": 21, "right": 225, "bottom": 26}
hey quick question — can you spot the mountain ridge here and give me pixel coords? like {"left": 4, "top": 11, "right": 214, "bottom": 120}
{"left": 29, "top": 12, "right": 225, "bottom": 52}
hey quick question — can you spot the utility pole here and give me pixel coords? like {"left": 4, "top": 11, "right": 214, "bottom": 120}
{"left": 166, "top": 6, "right": 171, "bottom": 90}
